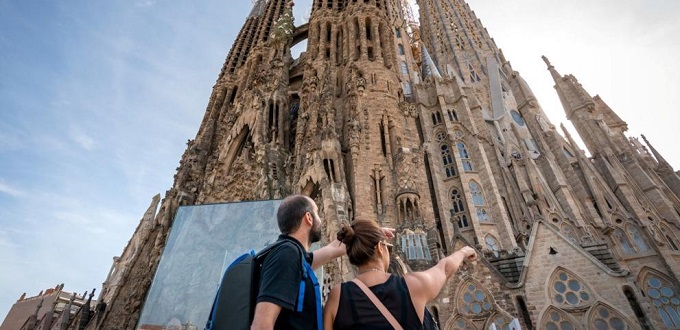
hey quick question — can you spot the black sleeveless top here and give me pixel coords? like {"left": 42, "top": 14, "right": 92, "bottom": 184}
{"left": 333, "top": 274, "right": 423, "bottom": 330}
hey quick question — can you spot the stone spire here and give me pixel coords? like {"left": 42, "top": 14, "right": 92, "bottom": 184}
{"left": 421, "top": 44, "right": 442, "bottom": 79}
{"left": 642, "top": 135, "right": 673, "bottom": 171}
{"left": 78, "top": 289, "right": 96, "bottom": 330}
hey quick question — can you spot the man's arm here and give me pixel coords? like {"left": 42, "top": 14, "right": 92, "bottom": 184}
{"left": 311, "top": 228, "right": 395, "bottom": 269}
{"left": 311, "top": 239, "right": 345, "bottom": 269}
{"left": 251, "top": 302, "right": 282, "bottom": 330}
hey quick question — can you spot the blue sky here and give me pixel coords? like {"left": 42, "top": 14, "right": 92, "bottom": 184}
{"left": 1, "top": 0, "right": 678, "bottom": 319}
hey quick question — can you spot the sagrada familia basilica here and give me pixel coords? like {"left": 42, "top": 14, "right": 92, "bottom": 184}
{"left": 5, "top": 0, "right": 679, "bottom": 329}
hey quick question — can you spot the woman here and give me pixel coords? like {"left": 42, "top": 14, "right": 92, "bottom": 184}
{"left": 323, "top": 220, "right": 477, "bottom": 329}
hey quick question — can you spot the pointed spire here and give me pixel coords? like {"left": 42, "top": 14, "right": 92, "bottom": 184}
{"left": 78, "top": 289, "right": 96, "bottom": 330}
{"left": 642, "top": 135, "right": 673, "bottom": 171}
{"left": 542, "top": 55, "right": 562, "bottom": 83}
{"left": 420, "top": 44, "right": 441, "bottom": 79}
{"left": 248, "top": 0, "right": 267, "bottom": 18}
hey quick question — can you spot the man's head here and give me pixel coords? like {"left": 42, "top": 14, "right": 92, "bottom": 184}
{"left": 277, "top": 195, "right": 322, "bottom": 244}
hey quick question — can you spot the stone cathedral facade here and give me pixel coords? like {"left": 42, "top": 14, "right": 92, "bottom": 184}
{"left": 91, "top": 0, "right": 680, "bottom": 329}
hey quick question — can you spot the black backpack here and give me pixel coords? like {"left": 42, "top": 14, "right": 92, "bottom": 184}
{"left": 205, "top": 240, "right": 321, "bottom": 330}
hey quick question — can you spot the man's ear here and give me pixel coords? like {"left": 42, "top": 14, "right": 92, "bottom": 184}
{"left": 304, "top": 212, "right": 313, "bottom": 226}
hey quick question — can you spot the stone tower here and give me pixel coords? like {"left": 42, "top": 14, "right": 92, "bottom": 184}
{"left": 94, "top": 0, "right": 680, "bottom": 329}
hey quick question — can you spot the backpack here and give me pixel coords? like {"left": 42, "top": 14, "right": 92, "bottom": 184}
{"left": 204, "top": 240, "right": 322, "bottom": 330}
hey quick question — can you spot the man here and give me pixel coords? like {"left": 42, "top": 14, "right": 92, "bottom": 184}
{"left": 251, "top": 194, "right": 393, "bottom": 330}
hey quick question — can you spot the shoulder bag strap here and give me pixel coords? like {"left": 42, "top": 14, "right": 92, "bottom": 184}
{"left": 351, "top": 278, "right": 404, "bottom": 330}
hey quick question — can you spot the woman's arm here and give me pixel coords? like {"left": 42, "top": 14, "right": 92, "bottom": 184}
{"left": 405, "top": 246, "right": 477, "bottom": 311}
{"left": 323, "top": 283, "right": 342, "bottom": 330}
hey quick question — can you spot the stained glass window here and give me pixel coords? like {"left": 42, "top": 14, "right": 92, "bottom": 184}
{"left": 400, "top": 229, "right": 431, "bottom": 261}
{"left": 458, "top": 282, "right": 493, "bottom": 316}
{"left": 485, "top": 235, "right": 500, "bottom": 257}
{"left": 457, "top": 142, "right": 473, "bottom": 172}
{"left": 551, "top": 270, "right": 592, "bottom": 307}
{"left": 644, "top": 275, "right": 680, "bottom": 327}
{"left": 589, "top": 305, "right": 628, "bottom": 330}
{"left": 627, "top": 224, "right": 650, "bottom": 252}
{"left": 542, "top": 308, "right": 578, "bottom": 330}
{"left": 614, "top": 228, "right": 635, "bottom": 255}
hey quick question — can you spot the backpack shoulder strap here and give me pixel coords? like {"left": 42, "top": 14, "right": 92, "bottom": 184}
{"left": 351, "top": 278, "right": 404, "bottom": 330}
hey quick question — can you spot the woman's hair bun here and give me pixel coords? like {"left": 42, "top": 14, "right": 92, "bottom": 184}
{"left": 337, "top": 223, "right": 355, "bottom": 245}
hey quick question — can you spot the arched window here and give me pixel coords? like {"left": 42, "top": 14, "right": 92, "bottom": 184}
{"left": 469, "top": 181, "right": 490, "bottom": 222}
{"left": 541, "top": 307, "right": 581, "bottom": 330}
{"left": 457, "top": 281, "right": 494, "bottom": 316}
{"left": 451, "top": 317, "right": 477, "bottom": 330}
{"left": 431, "top": 112, "right": 443, "bottom": 125}
{"left": 614, "top": 228, "right": 635, "bottom": 255}
{"left": 642, "top": 273, "right": 680, "bottom": 328}
{"left": 400, "top": 61, "right": 408, "bottom": 74}
{"left": 549, "top": 268, "right": 593, "bottom": 307}
{"left": 451, "top": 188, "right": 465, "bottom": 213}
{"left": 660, "top": 222, "right": 680, "bottom": 251}
{"left": 469, "top": 181, "right": 484, "bottom": 206}
{"left": 400, "top": 229, "right": 431, "bottom": 260}
{"left": 485, "top": 235, "right": 500, "bottom": 257}
{"left": 587, "top": 303, "right": 630, "bottom": 330}
{"left": 397, "top": 44, "right": 405, "bottom": 55}
{"left": 441, "top": 145, "right": 456, "bottom": 178}
{"left": 457, "top": 142, "right": 473, "bottom": 172}
{"left": 447, "top": 109, "right": 458, "bottom": 122}
{"left": 627, "top": 224, "right": 650, "bottom": 252}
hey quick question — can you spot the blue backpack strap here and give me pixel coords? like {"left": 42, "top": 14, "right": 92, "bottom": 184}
{"left": 289, "top": 243, "right": 323, "bottom": 330}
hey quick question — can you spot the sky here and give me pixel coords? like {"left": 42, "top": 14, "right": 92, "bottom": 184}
{"left": 0, "top": 0, "right": 678, "bottom": 320}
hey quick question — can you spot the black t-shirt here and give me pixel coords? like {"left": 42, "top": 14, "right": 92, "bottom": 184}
{"left": 256, "top": 235, "right": 318, "bottom": 330}
{"left": 334, "top": 275, "right": 423, "bottom": 330}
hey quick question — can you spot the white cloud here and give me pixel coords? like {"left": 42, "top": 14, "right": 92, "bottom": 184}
{"left": 0, "top": 180, "right": 25, "bottom": 198}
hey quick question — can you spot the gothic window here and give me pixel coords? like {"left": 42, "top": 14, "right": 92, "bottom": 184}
{"left": 588, "top": 303, "right": 630, "bottom": 330}
{"left": 487, "top": 312, "right": 514, "bottom": 330}
{"left": 451, "top": 188, "right": 465, "bottom": 213}
{"left": 435, "top": 131, "right": 447, "bottom": 143}
{"left": 441, "top": 145, "right": 456, "bottom": 178}
{"left": 455, "top": 215, "right": 469, "bottom": 229}
{"left": 457, "top": 142, "right": 473, "bottom": 171}
{"left": 451, "top": 317, "right": 478, "bottom": 330}
{"left": 452, "top": 129, "right": 463, "bottom": 140}
{"left": 642, "top": 273, "right": 680, "bottom": 327}
{"left": 563, "top": 148, "right": 575, "bottom": 158}
{"left": 398, "top": 44, "right": 405, "bottom": 55}
{"left": 400, "top": 229, "right": 431, "bottom": 260}
{"left": 485, "top": 235, "right": 500, "bottom": 257}
{"left": 511, "top": 110, "right": 525, "bottom": 126}
{"left": 447, "top": 109, "right": 458, "bottom": 121}
{"left": 614, "top": 228, "right": 635, "bottom": 255}
{"left": 541, "top": 307, "right": 581, "bottom": 330}
{"left": 469, "top": 181, "right": 490, "bottom": 222}
{"left": 431, "top": 112, "right": 443, "bottom": 125}
{"left": 476, "top": 208, "right": 490, "bottom": 223}
{"left": 660, "top": 223, "right": 680, "bottom": 251}
{"left": 469, "top": 181, "right": 484, "bottom": 206}
{"left": 395, "top": 28, "right": 401, "bottom": 38}
{"left": 458, "top": 281, "right": 494, "bottom": 316}
{"left": 550, "top": 268, "right": 592, "bottom": 307}
{"left": 401, "top": 61, "right": 409, "bottom": 74}
{"left": 627, "top": 224, "right": 650, "bottom": 252}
